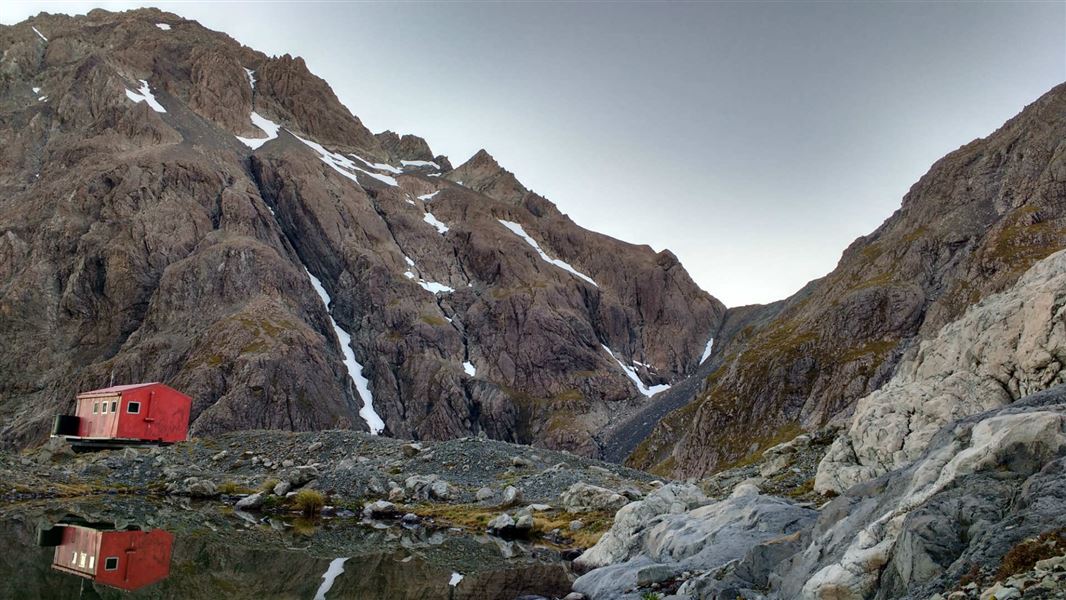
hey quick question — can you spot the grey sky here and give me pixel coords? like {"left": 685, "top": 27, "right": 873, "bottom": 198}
{"left": 5, "top": 2, "right": 1064, "bottom": 306}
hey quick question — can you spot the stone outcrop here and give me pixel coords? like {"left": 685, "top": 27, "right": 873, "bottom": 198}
{"left": 0, "top": 8, "right": 724, "bottom": 454}
{"left": 773, "top": 385, "right": 1066, "bottom": 600}
{"left": 572, "top": 483, "right": 817, "bottom": 599}
{"left": 816, "top": 249, "right": 1066, "bottom": 494}
{"left": 632, "top": 82, "right": 1066, "bottom": 477}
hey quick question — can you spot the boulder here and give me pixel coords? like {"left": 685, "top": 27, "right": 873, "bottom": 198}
{"left": 499, "top": 485, "right": 523, "bottom": 508}
{"left": 575, "top": 483, "right": 709, "bottom": 570}
{"left": 560, "top": 482, "right": 629, "bottom": 513}
{"left": 169, "top": 477, "right": 219, "bottom": 498}
{"left": 475, "top": 487, "right": 495, "bottom": 501}
{"left": 363, "top": 500, "right": 399, "bottom": 518}
{"left": 573, "top": 486, "right": 815, "bottom": 599}
{"left": 235, "top": 492, "right": 265, "bottom": 510}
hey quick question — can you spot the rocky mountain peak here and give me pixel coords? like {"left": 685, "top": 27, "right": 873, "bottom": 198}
{"left": 0, "top": 9, "right": 724, "bottom": 457}
{"left": 446, "top": 148, "right": 529, "bottom": 203}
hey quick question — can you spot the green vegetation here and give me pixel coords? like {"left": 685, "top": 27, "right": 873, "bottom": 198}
{"left": 414, "top": 503, "right": 614, "bottom": 547}
{"left": 293, "top": 489, "right": 325, "bottom": 516}
{"left": 218, "top": 481, "right": 254, "bottom": 495}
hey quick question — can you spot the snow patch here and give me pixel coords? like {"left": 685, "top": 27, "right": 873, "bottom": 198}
{"left": 125, "top": 80, "right": 166, "bottom": 112}
{"left": 351, "top": 154, "right": 402, "bottom": 174}
{"left": 462, "top": 362, "right": 476, "bottom": 377}
{"left": 423, "top": 212, "right": 449, "bottom": 234}
{"left": 38, "top": 96, "right": 47, "bottom": 102}
{"left": 700, "top": 337, "right": 714, "bottom": 364}
{"left": 313, "top": 557, "right": 349, "bottom": 600}
{"left": 236, "top": 112, "right": 281, "bottom": 149}
{"left": 31, "top": 26, "right": 47, "bottom": 42}
{"left": 418, "top": 281, "right": 454, "bottom": 294}
{"left": 402, "top": 159, "right": 440, "bottom": 169}
{"left": 449, "top": 572, "right": 464, "bottom": 587}
{"left": 155, "top": 23, "right": 171, "bottom": 30}
{"left": 292, "top": 133, "right": 398, "bottom": 187}
{"left": 417, "top": 191, "right": 439, "bottom": 202}
{"left": 498, "top": 220, "right": 597, "bottom": 287}
{"left": 404, "top": 256, "right": 415, "bottom": 267}
{"left": 244, "top": 67, "right": 256, "bottom": 89}
{"left": 305, "top": 268, "right": 385, "bottom": 434}
{"left": 602, "top": 345, "right": 671, "bottom": 397}
{"left": 32, "top": 87, "right": 40, "bottom": 93}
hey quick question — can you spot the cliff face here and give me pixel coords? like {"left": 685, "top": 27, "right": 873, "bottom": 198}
{"left": 0, "top": 8, "right": 724, "bottom": 453}
{"left": 631, "top": 84, "right": 1066, "bottom": 476}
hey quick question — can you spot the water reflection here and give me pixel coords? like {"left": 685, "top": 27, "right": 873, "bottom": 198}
{"left": 40, "top": 519, "right": 173, "bottom": 593}
{"left": 1, "top": 498, "right": 575, "bottom": 599}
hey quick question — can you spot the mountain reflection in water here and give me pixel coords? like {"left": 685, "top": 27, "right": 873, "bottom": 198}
{"left": 0, "top": 498, "right": 575, "bottom": 599}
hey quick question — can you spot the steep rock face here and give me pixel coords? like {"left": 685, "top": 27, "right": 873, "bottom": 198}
{"left": 632, "top": 83, "right": 1066, "bottom": 476}
{"left": 0, "top": 9, "right": 723, "bottom": 454}
{"left": 816, "top": 248, "right": 1066, "bottom": 494}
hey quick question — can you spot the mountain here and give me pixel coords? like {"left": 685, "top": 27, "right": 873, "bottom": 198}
{"left": 0, "top": 8, "right": 724, "bottom": 453}
{"left": 630, "top": 83, "right": 1066, "bottom": 476}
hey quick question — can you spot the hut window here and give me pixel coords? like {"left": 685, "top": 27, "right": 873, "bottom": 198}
{"left": 71, "top": 551, "right": 77, "bottom": 565}
{"left": 127, "top": 402, "right": 141, "bottom": 414}
{"left": 92, "top": 402, "right": 98, "bottom": 414}
{"left": 88, "top": 556, "right": 95, "bottom": 570}
{"left": 79, "top": 553, "right": 87, "bottom": 568}
{"left": 101, "top": 402, "right": 107, "bottom": 414}
{"left": 104, "top": 557, "right": 118, "bottom": 571}
{"left": 111, "top": 400, "right": 118, "bottom": 412}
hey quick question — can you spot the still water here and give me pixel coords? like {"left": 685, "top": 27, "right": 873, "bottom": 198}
{"left": 0, "top": 497, "right": 575, "bottom": 599}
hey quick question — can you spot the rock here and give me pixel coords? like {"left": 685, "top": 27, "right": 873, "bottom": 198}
{"left": 776, "top": 385, "right": 1066, "bottom": 600}
{"left": 404, "top": 474, "right": 455, "bottom": 501}
{"left": 587, "top": 465, "right": 613, "bottom": 476}
{"left": 235, "top": 492, "right": 265, "bottom": 510}
{"left": 563, "top": 593, "right": 586, "bottom": 600}
{"left": 363, "top": 500, "right": 399, "bottom": 518}
{"left": 487, "top": 513, "right": 515, "bottom": 535}
{"left": 759, "top": 453, "right": 793, "bottom": 478}
{"left": 816, "top": 249, "right": 1066, "bottom": 495}
{"left": 388, "top": 487, "right": 406, "bottom": 502}
{"left": 636, "top": 563, "right": 678, "bottom": 586}
{"left": 429, "top": 478, "right": 455, "bottom": 501}
{"left": 499, "top": 485, "right": 523, "bottom": 508}
{"left": 511, "top": 456, "right": 533, "bottom": 467}
{"left": 211, "top": 451, "right": 228, "bottom": 461}
{"left": 980, "top": 584, "right": 1021, "bottom": 600}
{"left": 401, "top": 513, "right": 421, "bottom": 525}
{"left": 307, "top": 441, "right": 323, "bottom": 452}
{"left": 170, "top": 477, "right": 219, "bottom": 498}
{"left": 560, "top": 482, "right": 629, "bottom": 513}
{"left": 514, "top": 513, "right": 534, "bottom": 532}
{"left": 573, "top": 488, "right": 814, "bottom": 599}
{"left": 575, "top": 483, "right": 709, "bottom": 570}
{"left": 570, "top": 520, "right": 584, "bottom": 532}
{"left": 284, "top": 465, "right": 319, "bottom": 486}
{"left": 475, "top": 487, "right": 496, "bottom": 501}
{"left": 402, "top": 443, "right": 423, "bottom": 457}
{"left": 273, "top": 481, "right": 291, "bottom": 496}
{"left": 281, "top": 459, "right": 294, "bottom": 468}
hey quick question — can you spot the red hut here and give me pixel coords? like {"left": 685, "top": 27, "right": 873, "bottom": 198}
{"left": 53, "top": 382, "right": 192, "bottom": 446}
{"left": 50, "top": 525, "right": 173, "bottom": 592}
